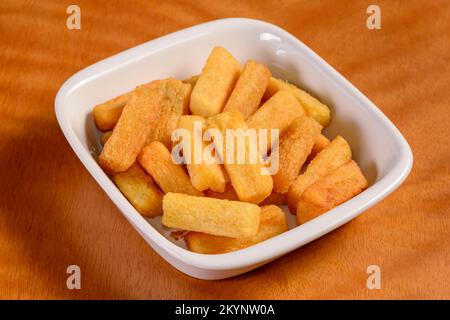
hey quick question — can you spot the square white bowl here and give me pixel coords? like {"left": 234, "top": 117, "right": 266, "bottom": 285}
{"left": 55, "top": 18, "right": 413, "bottom": 280}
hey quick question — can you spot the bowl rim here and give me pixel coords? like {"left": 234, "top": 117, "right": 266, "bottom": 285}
{"left": 54, "top": 17, "right": 413, "bottom": 271}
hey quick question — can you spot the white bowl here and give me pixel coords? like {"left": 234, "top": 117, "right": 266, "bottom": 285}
{"left": 55, "top": 18, "right": 413, "bottom": 280}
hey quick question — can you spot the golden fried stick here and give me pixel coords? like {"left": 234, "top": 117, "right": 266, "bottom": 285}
{"left": 296, "top": 160, "right": 368, "bottom": 224}
{"left": 190, "top": 47, "right": 241, "bottom": 117}
{"left": 272, "top": 115, "right": 322, "bottom": 193}
{"left": 185, "top": 205, "right": 288, "bottom": 254}
{"left": 162, "top": 193, "right": 260, "bottom": 238}
{"left": 94, "top": 79, "right": 191, "bottom": 147}
{"left": 247, "top": 90, "right": 305, "bottom": 149}
{"left": 113, "top": 163, "right": 163, "bottom": 217}
{"left": 93, "top": 92, "right": 130, "bottom": 131}
{"left": 287, "top": 136, "right": 351, "bottom": 213}
{"left": 146, "top": 78, "right": 192, "bottom": 147}
{"left": 138, "top": 141, "right": 203, "bottom": 196}
{"left": 223, "top": 60, "right": 271, "bottom": 119}
{"left": 206, "top": 111, "right": 273, "bottom": 204}
{"left": 177, "top": 115, "right": 226, "bottom": 192}
{"left": 264, "top": 77, "right": 331, "bottom": 127}
{"left": 99, "top": 85, "right": 163, "bottom": 173}
{"left": 247, "top": 90, "right": 330, "bottom": 155}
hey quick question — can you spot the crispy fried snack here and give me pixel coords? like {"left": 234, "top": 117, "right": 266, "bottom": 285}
{"left": 308, "top": 134, "right": 330, "bottom": 162}
{"left": 204, "top": 183, "right": 239, "bottom": 201}
{"left": 162, "top": 193, "right": 261, "bottom": 238}
{"left": 264, "top": 77, "right": 331, "bottom": 127}
{"left": 272, "top": 115, "right": 322, "bottom": 193}
{"left": 190, "top": 47, "right": 241, "bottom": 117}
{"left": 185, "top": 205, "right": 288, "bottom": 254}
{"left": 93, "top": 92, "right": 130, "bottom": 131}
{"left": 94, "top": 79, "right": 191, "bottom": 147}
{"left": 207, "top": 111, "right": 273, "bottom": 204}
{"left": 247, "top": 90, "right": 305, "bottom": 149}
{"left": 223, "top": 60, "right": 271, "bottom": 119}
{"left": 177, "top": 115, "right": 226, "bottom": 192}
{"left": 145, "top": 78, "right": 192, "bottom": 148}
{"left": 287, "top": 135, "right": 351, "bottom": 213}
{"left": 92, "top": 80, "right": 155, "bottom": 132}
{"left": 296, "top": 160, "right": 368, "bottom": 224}
{"left": 113, "top": 163, "right": 163, "bottom": 217}
{"left": 138, "top": 141, "right": 203, "bottom": 196}
{"left": 99, "top": 85, "right": 163, "bottom": 173}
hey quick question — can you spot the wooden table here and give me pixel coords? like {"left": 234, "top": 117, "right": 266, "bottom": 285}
{"left": 1, "top": 0, "right": 449, "bottom": 299}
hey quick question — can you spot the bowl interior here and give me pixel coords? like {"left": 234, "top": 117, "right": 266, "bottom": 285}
{"left": 59, "top": 20, "right": 405, "bottom": 251}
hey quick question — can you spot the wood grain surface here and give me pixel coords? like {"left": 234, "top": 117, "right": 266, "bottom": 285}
{"left": 0, "top": 0, "right": 449, "bottom": 299}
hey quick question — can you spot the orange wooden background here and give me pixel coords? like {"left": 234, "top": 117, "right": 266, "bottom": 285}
{"left": 1, "top": 0, "right": 449, "bottom": 299}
